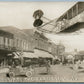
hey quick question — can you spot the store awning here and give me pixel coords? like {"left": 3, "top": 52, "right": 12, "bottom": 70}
{"left": 22, "top": 52, "right": 38, "bottom": 58}
{"left": 34, "top": 49, "right": 53, "bottom": 58}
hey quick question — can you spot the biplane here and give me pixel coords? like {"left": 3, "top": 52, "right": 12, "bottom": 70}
{"left": 33, "top": 2, "right": 84, "bottom": 34}
{"left": 33, "top": 9, "right": 59, "bottom": 34}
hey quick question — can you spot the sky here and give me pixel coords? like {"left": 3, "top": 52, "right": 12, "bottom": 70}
{"left": 45, "top": 31, "right": 84, "bottom": 52}
{"left": 0, "top": 1, "right": 84, "bottom": 52}
{"left": 0, "top": 2, "right": 76, "bottom": 29}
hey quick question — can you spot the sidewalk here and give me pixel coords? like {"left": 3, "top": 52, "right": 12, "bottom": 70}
{"left": 0, "top": 67, "right": 9, "bottom": 73}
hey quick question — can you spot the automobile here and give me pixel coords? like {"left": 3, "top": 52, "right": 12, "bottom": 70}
{"left": 6, "top": 65, "right": 34, "bottom": 77}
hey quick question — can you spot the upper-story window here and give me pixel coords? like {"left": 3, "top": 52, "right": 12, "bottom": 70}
{"left": 4, "top": 37, "right": 8, "bottom": 47}
{"left": 0, "top": 36, "right": 4, "bottom": 45}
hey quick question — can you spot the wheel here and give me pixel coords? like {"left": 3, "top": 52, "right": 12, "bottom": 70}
{"left": 9, "top": 72, "right": 15, "bottom": 77}
{"left": 26, "top": 71, "right": 32, "bottom": 77}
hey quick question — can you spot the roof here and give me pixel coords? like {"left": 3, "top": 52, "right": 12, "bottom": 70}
{"left": 0, "top": 30, "right": 13, "bottom": 38}
{"left": 22, "top": 28, "right": 35, "bottom": 37}
{"left": 0, "top": 26, "right": 28, "bottom": 40}
{"left": 34, "top": 31, "right": 49, "bottom": 40}
{"left": 23, "top": 28, "right": 49, "bottom": 41}
{"left": 22, "top": 29, "right": 37, "bottom": 43}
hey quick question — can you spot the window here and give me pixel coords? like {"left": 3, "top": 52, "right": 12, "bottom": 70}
{"left": 8, "top": 38, "right": 13, "bottom": 48}
{"left": 13, "top": 39, "right": 15, "bottom": 48}
{"left": 0, "top": 36, "right": 4, "bottom": 45}
{"left": 4, "top": 37, "right": 8, "bottom": 47}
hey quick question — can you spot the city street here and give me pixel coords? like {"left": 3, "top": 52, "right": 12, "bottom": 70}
{"left": 0, "top": 1, "right": 84, "bottom": 83}
{"left": 0, "top": 64, "right": 84, "bottom": 82}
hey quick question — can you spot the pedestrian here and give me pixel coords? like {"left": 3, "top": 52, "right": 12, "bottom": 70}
{"left": 45, "top": 60, "right": 51, "bottom": 74}
{"left": 73, "top": 60, "right": 81, "bottom": 70}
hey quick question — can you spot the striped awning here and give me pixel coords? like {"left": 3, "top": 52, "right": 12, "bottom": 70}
{"left": 13, "top": 52, "right": 19, "bottom": 59}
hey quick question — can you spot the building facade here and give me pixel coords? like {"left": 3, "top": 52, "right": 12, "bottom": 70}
{"left": 0, "top": 26, "right": 65, "bottom": 67}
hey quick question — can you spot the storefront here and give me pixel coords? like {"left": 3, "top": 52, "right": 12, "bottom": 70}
{"left": 0, "top": 50, "right": 14, "bottom": 67}
{"left": 22, "top": 52, "right": 38, "bottom": 67}
{"left": 34, "top": 49, "right": 54, "bottom": 64}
